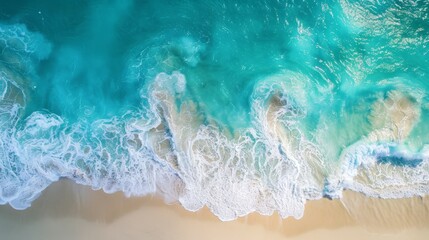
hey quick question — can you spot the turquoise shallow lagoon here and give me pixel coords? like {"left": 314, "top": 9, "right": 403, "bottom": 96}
{"left": 0, "top": 0, "right": 429, "bottom": 220}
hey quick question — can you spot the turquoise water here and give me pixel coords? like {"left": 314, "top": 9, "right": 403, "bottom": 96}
{"left": 1, "top": 0, "right": 429, "bottom": 220}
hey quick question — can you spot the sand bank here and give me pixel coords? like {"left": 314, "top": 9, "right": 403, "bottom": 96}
{"left": 1, "top": 180, "right": 428, "bottom": 240}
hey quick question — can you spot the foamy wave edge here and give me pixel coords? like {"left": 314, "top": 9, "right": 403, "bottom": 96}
{"left": 1, "top": 23, "right": 429, "bottom": 221}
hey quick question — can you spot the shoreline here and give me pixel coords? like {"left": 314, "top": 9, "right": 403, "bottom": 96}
{"left": 1, "top": 180, "right": 428, "bottom": 240}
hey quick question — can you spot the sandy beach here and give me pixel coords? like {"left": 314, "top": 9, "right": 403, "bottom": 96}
{"left": 1, "top": 180, "right": 428, "bottom": 240}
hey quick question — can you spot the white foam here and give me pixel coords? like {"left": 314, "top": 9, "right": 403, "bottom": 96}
{"left": 0, "top": 23, "right": 52, "bottom": 66}
{"left": 2, "top": 69, "right": 429, "bottom": 221}
{"left": 1, "top": 22, "right": 429, "bottom": 220}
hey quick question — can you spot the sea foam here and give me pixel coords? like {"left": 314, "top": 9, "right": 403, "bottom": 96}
{"left": 1, "top": 0, "right": 429, "bottom": 221}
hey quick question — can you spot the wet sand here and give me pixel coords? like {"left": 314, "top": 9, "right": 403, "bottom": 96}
{"left": 1, "top": 180, "right": 428, "bottom": 240}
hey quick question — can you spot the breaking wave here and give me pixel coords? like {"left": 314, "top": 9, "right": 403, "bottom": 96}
{"left": 1, "top": 0, "right": 429, "bottom": 221}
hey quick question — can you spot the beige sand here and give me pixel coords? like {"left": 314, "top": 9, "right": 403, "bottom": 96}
{"left": 1, "top": 180, "right": 428, "bottom": 240}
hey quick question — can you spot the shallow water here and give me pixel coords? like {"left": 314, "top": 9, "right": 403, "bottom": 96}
{"left": 1, "top": 0, "right": 429, "bottom": 220}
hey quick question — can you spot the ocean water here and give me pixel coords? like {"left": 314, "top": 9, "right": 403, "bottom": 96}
{"left": 0, "top": 0, "right": 428, "bottom": 220}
